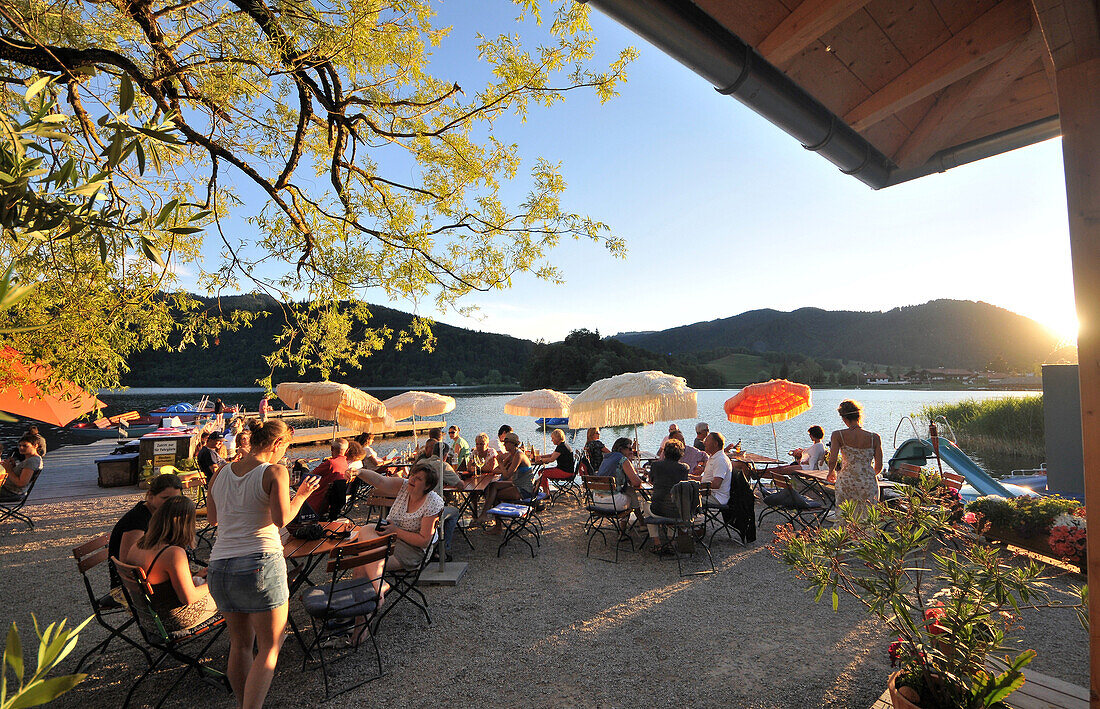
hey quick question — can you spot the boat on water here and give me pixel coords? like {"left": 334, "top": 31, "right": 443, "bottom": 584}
{"left": 534, "top": 417, "right": 570, "bottom": 429}
{"left": 148, "top": 396, "right": 241, "bottom": 422}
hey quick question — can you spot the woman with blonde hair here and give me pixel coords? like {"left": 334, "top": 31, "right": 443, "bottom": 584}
{"left": 123, "top": 495, "right": 218, "bottom": 632}
{"left": 206, "top": 418, "right": 320, "bottom": 709}
{"left": 826, "top": 399, "right": 883, "bottom": 514}
{"left": 467, "top": 433, "right": 497, "bottom": 475}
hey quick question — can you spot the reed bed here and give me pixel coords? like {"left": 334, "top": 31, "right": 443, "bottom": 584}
{"left": 919, "top": 396, "right": 1044, "bottom": 459}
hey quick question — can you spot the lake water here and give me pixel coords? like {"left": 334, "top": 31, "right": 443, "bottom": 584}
{"left": 2, "top": 387, "right": 1042, "bottom": 475}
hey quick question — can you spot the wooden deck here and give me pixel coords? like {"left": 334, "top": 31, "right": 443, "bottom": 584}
{"left": 870, "top": 669, "right": 1088, "bottom": 708}
{"left": 27, "top": 439, "right": 140, "bottom": 506}
{"left": 288, "top": 419, "right": 446, "bottom": 446}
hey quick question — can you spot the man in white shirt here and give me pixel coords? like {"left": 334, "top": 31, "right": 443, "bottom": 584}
{"left": 698, "top": 431, "right": 733, "bottom": 506}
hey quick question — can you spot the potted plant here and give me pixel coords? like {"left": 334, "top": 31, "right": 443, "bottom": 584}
{"left": 966, "top": 495, "right": 1084, "bottom": 571}
{"left": 774, "top": 477, "right": 1049, "bottom": 709}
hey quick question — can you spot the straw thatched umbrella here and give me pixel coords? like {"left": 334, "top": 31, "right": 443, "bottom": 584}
{"left": 569, "top": 371, "right": 698, "bottom": 444}
{"left": 504, "top": 388, "right": 573, "bottom": 452}
{"left": 382, "top": 391, "right": 456, "bottom": 449}
{"left": 723, "top": 379, "right": 812, "bottom": 458}
{"left": 275, "top": 381, "right": 391, "bottom": 435}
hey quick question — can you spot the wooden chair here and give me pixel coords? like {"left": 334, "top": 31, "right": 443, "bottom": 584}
{"left": 581, "top": 475, "right": 634, "bottom": 563}
{"left": 112, "top": 557, "right": 229, "bottom": 708}
{"left": 301, "top": 534, "right": 395, "bottom": 699}
{"left": 699, "top": 480, "right": 743, "bottom": 547}
{"left": 71, "top": 535, "right": 152, "bottom": 671}
{"left": 373, "top": 521, "right": 439, "bottom": 632}
{"left": 0, "top": 467, "right": 43, "bottom": 530}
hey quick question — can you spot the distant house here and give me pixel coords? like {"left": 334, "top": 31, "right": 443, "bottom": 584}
{"left": 921, "top": 368, "right": 973, "bottom": 381}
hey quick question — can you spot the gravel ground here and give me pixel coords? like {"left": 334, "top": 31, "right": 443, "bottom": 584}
{"left": 0, "top": 494, "right": 1087, "bottom": 709}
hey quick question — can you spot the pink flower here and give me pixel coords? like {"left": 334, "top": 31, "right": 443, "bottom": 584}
{"left": 963, "top": 512, "right": 978, "bottom": 525}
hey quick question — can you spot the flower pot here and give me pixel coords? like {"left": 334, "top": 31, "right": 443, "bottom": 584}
{"left": 985, "top": 526, "right": 1085, "bottom": 573}
{"left": 888, "top": 671, "right": 924, "bottom": 709}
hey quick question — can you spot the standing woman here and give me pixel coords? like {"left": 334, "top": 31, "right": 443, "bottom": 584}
{"left": 825, "top": 399, "right": 883, "bottom": 514}
{"left": 206, "top": 419, "right": 319, "bottom": 709}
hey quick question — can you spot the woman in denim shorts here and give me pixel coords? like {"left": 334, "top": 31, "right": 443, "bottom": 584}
{"left": 207, "top": 419, "right": 319, "bottom": 709}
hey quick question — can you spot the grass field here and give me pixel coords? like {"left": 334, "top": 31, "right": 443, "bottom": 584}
{"left": 705, "top": 353, "right": 770, "bottom": 384}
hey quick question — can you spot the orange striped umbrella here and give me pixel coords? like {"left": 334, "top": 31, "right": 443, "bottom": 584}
{"left": 0, "top": 347, "right": 103, "bottom": 427}
{"left": 724, "top": 379, "right": 812, "bottom": 457}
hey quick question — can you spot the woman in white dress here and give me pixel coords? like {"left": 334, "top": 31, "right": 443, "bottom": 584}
{"left": 826, "top": 399, "right": 883, "bottom": 514}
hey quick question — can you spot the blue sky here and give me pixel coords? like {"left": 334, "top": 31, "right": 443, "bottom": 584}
{"left": 201, "top": 1, "right": 1077, "bottom": 344}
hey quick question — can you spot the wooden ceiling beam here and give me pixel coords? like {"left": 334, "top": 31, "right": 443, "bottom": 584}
{"left": 843, "top": 0, "right": 1033, "bottom": 132}
{"left": 893, "top": 27, "right": 1045, "bottom": 168}
{"left": 757, "top": 0, "right": 874, "bottom": 67}
{"left": 1031, "top": 0, "right": 1100, "bottom": 68}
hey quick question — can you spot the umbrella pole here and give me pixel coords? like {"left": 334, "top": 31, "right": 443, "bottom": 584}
{"left": 772, "top": 422, "right": 779, "bottom": 460}
{"left": 542, "top": 419, "right": 546, "bottom": 455}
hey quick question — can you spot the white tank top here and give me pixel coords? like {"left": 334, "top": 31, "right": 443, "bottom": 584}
{"left": 209, "top": 461, "right": 283, "bottom": 560}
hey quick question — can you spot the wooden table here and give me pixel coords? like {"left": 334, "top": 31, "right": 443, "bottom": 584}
{"left": 731, "top": 452, "right": 783, "bottom": 467}
{"left": 444, "top": 473, "right": 500, "bottom": 547}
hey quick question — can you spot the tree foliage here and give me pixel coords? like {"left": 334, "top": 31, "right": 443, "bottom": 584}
{"left": 0, "top": 0, "right": 634, "bottom": 392}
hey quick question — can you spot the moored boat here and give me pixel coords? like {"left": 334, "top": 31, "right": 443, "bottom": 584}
{"left": 68, "top": 422, "right": 158, "bottom": 439}
{"left": 534, "top": 417, "right": 570, "bottom": 429}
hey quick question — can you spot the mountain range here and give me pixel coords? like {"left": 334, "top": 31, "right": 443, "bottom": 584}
{"left": 121, "top": 298, "right": 1063, "bottom": 388}
{"left": 611, "top": 300, "right": 1061, "bottom": 371}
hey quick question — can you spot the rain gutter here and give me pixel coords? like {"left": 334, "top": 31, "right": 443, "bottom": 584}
{"left": 581, "top": 0, "right": 1062, "bottom": 189}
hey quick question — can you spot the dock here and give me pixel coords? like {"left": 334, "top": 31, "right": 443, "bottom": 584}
{"left": 29, "top": 439, "right": 136, "bottom": 505}
{"left": 289, "top": 420, "right": 446, "bottom": 446}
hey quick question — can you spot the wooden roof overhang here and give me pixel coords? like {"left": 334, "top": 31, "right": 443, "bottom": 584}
{"left": 583, "top": 0, "right": 1062, "bottom": 189}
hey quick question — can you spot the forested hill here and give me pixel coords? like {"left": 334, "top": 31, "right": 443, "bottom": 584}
{"left": 611, "top": 300, "right": 1060, "bottom": 370}
{"left": 122, "top": 296, "right": 534, "bottom": 387}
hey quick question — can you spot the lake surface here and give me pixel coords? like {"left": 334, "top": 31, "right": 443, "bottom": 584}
{"left": 2, "top": 387, "right": 1042, "bottom": 475}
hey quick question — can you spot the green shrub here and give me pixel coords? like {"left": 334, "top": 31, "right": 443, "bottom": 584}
{"left": 966, "top": 494, "right": 1082, "bottom": 537}
{"left": 966, "top": 496, "right": 1016, "bottom": 529}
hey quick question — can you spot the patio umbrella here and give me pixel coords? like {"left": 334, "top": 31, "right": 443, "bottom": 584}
{"left": 275, "top": 381, "right": 391, "bottom": 433}
{"left": 382, "top": 391, "right": 456, "bottom": 448}
{"left": 569, "top": 371, "right": 698, "bottom": 444}
{"left": 723, "top": 379, "right": 812, "bottom": 458}
{"left": 0, "top": 347, "right": 103, "bottom": 427}
{"left": 504, "top": 388, "right": 573, "bottom": 452}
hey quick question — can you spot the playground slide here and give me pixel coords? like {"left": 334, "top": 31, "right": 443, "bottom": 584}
{"left": 889, "top": 437, "right": 1016, "bottom": 498}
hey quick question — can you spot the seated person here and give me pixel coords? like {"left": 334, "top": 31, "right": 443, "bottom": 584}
{"left": 791, "top": 425, "right": 828, "bottom": 470}
{"left": 352, "top": 432, "right": 385, "bottom": 474}
{"left": 122, "top": 495, "right": 218, "bottom": 633}
{"left": 223, "top": 418, "right": 244, "bottom": 458}
{"left": 356, "top": 461, "right": 444, "bottom": 570}
{"left": 533, "top": 428, "right": 574, "bottom": 491}
{"left": 583, "top": 427, "right": 611, "bottom": 472}
{"left": 646, "top": 439, "right": 691, "bottom": 552}
{"left": 696, "top": 432, "right": 733, "bottom": 507}
{"left": 109, "top": 473, "right": 185, "bottom": 589}
{"left": 466, "top": 433, "right": 497, "bottom": 475}
{"left": 230, "top": 429, "right": 250, "bottom": 462}
{"left": 448, "top": 426, "right": 470, "bottom": 469}
{"left": 196, "top": 431, "right": 226, "bottom": 478}
{"left": 495, "top": 425, "right": 512, "bottom": 452}
{"left": 304, "top": 438, "right": 349, "bottom": 521}
{"left": 655, "top": 424, "right": 679, "bottom": 459}
{"left": 422, "top": 438, "right": 460, "bottom": 488}
{"left": 0, "top": 437, "right": 43, "bottom": 501}
{"left": 670, "top": 430, "right": 707, "bottom": 476}
{"left": 478, "top": 432, "right": 534, "bottom": 532}
{"left": 595, "top": 437, "right": 646, "bottom": 519}
{"left": 25, "top": 425, "right": 46, "bottom": 457}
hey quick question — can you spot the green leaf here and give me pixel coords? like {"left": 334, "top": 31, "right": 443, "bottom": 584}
{"left": 5, "top": 622, "right": 23, "bottom": 685}
{"left": 119, "top": 74, "right": 134, "bottom": 113}
{"left": 24, "top": 76, "right": 51, "bottom": 102}
{"left": 832, "top": 590, "right": 839, "bottom": 611}
{"left": 140, "top": 238, "right": 166, "bottom": 268}
{"left": 8, "top": 674, "right": 88, "bottom": 709}
{"left": 155, "top": 198, "right": 179, "bottom": 226}
{"left": 134, "top": 141, "right": 146, "bottom": 175}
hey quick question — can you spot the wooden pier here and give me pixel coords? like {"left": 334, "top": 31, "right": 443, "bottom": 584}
{"left": 289, "top": 419, "right": 446, "bottom": 446}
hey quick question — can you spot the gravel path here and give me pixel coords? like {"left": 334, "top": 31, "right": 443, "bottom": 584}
{"left": 0, "top": 495, "right": 1087, "bottom": 708}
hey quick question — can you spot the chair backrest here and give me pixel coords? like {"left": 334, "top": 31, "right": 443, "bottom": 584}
{"left": 768, "top": 472, "right": 792, "bottom": 490}
{"left": 582, "top": 475, "right": 626, "bottom": 513}
{"left": 73, "top": 535, "right": 111, "bottom": 605}
{"left": 320, "top": 534, "right": 396, "bottom": 617}
{"left": 112, "top": 556, "right": 168, "bottom": 643}
{"left": 897, "top": 463, "right": 964, "bottom": 491}
{"left": 14, "top": 466, "right": 44, "bottom": 501}
{"left": 942, "top": 472, "right": 965, "bottom": 491}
